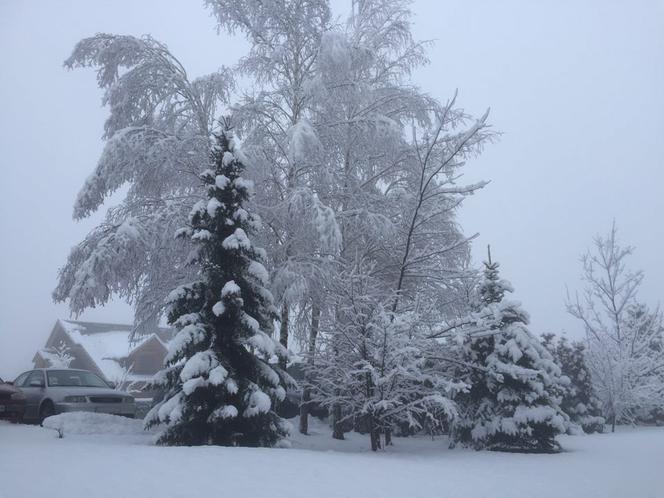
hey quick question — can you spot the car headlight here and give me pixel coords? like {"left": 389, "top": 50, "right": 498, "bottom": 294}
{"left": 10, "top": 392, "right": 25, "bottom": 401}
{"left": 64, "top": 395, "right": 87, "bottom": 403}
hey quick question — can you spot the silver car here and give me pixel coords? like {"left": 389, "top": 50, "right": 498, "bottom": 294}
{"left": 13, "top": 368, "right": 136, "bottom": 424}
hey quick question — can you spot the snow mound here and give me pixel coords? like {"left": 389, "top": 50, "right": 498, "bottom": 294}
{"left": 42, "top": 412, "right": 145, "bottom": 436}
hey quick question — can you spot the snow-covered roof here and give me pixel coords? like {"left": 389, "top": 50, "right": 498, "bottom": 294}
{"left": 57, "top": 319, "right": 173, "bottom": 383}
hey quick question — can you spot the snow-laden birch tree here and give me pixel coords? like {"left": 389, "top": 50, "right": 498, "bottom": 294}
{"left": 567, "top": 223, "right": 664, "bottom": 430}
{"left": 312, "top": 0, "right": 492, "bottom": 321}
{"left": 296, "top": 0, "right": 445, "bottom": 436}
{"left": 53, "top": 35, "right": 233, "bottom": 336}
{"left": 298, "top": 0, "right": 495, "bottom": 440}
{"left": 204, "top": 0, "right": 340, "bottom": 361}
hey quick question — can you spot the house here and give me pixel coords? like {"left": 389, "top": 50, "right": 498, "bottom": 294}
{"left": 33, "top": 319, "right": 174, "bottom": 399}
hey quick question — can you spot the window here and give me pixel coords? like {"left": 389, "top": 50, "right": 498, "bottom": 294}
{"left": 14, "top": 372, "right": 29, "bottom": 387}
{"left": 24, "top": 371, "right": 45, "bottom": 387}
{"left": 46, "top": 370, "right": 109, "bottom": 388}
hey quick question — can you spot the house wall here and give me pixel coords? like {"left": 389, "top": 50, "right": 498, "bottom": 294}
{"left": 33, "top": 356, "right": 50, "bottom": 369}
{"left": 127, "top": 338, "right": 167, "bottom": 375}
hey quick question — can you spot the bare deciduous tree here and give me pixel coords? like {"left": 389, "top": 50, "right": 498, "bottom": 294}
{"left": 567, "top": 223, "right": 664, "bottom": 431}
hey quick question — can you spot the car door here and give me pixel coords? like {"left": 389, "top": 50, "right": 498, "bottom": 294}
{"left": 20, "top": 371, "right": 46, "bottom": 420}
{"left": 13, "top": 372, "right": 29, "bottom": 388}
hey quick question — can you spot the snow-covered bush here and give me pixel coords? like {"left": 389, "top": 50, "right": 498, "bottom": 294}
{"left": 308, "top": 269, "right": 458, "bottom": 450}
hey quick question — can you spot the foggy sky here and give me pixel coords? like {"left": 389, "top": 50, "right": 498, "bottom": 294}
{"left": 0, "top": 0, "right": 662, "bottom": 379}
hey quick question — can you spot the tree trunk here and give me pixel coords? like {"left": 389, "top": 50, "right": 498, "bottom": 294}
{"left": 331, "top": 308, "right": 345, "bottom": 441}
{"left": 369, "top": 417, "right": 381, "bottom": 451}
{"left": 279, "top": 302, "right": 289, "bottom": 370}
{"left": 611, "top": 413, "right": 616, "bottom": 433}
{"left": 448, "top": 422, "right": 456, "bottom": 448}
{"left": 384, "top": 429, "right": 392, "bottom": 447}
{"left": 299, "top": 303, "right": 320, "bottom": 435}
{"left": 299, "top": 389, "right": 311, "bottom": 435}
{"left": 332, "top": 401, "right": 345, "bottom": 440}
{"left": 370, "top": 431, "right": 380, "bottom": 451}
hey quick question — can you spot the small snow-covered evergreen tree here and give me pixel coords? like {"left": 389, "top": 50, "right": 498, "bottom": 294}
{"left": 453, "top": 250, "right": 568, "bottom": 452}
{"left": 450, "top": 254, "right": 504, "bottom": 447}
{"left": 145, "top": 127, "right": 290, "bottom": 447}
{"left": 542, "top": 333, "right": 605, "bottom": 433}
{"left": 41, "top": 342, "right": 74, "bottom": 368}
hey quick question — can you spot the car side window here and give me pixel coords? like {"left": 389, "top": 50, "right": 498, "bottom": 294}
{"left": 25, "top": 371, "right": 45, "bottom": 387}
{"left": 14, "top": 372, "right": 30, "bottom": 387}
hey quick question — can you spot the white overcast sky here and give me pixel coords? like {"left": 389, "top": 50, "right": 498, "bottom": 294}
{"left": 0, "top": 0, "right": 662, "bottom": 378}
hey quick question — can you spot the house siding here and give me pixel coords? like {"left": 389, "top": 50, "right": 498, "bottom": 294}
{"left": 126, "top": 338, "right": 167, "bottom": 375}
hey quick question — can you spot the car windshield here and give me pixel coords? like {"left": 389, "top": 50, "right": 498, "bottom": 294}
{"left": 47, "top": 370, "right": 109, "bottom": 388}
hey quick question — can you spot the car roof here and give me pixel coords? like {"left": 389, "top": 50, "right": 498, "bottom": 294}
{"left": 22, "top": 368, "right": 95, "bottom": 375}
{"left": 15, "top": 368, "right": 97, "bottom": 378}
{"left": 38, "top": 368, "right": 91, "bottom": 372}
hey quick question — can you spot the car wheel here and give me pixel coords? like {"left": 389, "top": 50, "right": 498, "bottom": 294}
{"left": 39, "top": 401, "right": 55, "bottom": 427}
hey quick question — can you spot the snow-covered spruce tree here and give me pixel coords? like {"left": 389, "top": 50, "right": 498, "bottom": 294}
{"left": 145, "top": 128, "right": 290, "bottom": 447}
{"left": 40, "top": 342, "right": 74, "bottom": 368}
{"left": 541, "top": 333, "right": 605, "bottom": 433}
{"left": 452, "top": 251, "right": 568, "bottom": 452}
{"left": 448, "top": 253, "right": 505, "bottom": 447}
{"left": 624, "top": 304, "right": 664, "bottom": 424}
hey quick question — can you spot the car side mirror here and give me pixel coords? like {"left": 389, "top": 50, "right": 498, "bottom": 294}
{"left": 107, "top": 381, "right": 117, "bottom": 389}
{"left": 29, "top": 380, "right": 45, "bottom": 388}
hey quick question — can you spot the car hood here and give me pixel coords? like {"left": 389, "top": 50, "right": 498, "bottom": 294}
{"left": 48, "top": 386, "right": 132, "bottom": 398}
{"left": 0, "top": 383, "right": 20, "bottom": 395}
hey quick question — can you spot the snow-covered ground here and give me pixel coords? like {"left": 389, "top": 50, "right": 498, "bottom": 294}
{"left": 1, "top": 415, "right": 663, "bottom": 498}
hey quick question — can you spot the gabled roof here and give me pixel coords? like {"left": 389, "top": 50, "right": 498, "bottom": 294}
{"left": 55, "top": 319, "right": 174, "bottom": 382}
{"left": 58, "top": 319, "right": 173, "bottom": 342}
{"left": 126, "top": 333, "right": 168, "bottom": 361}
